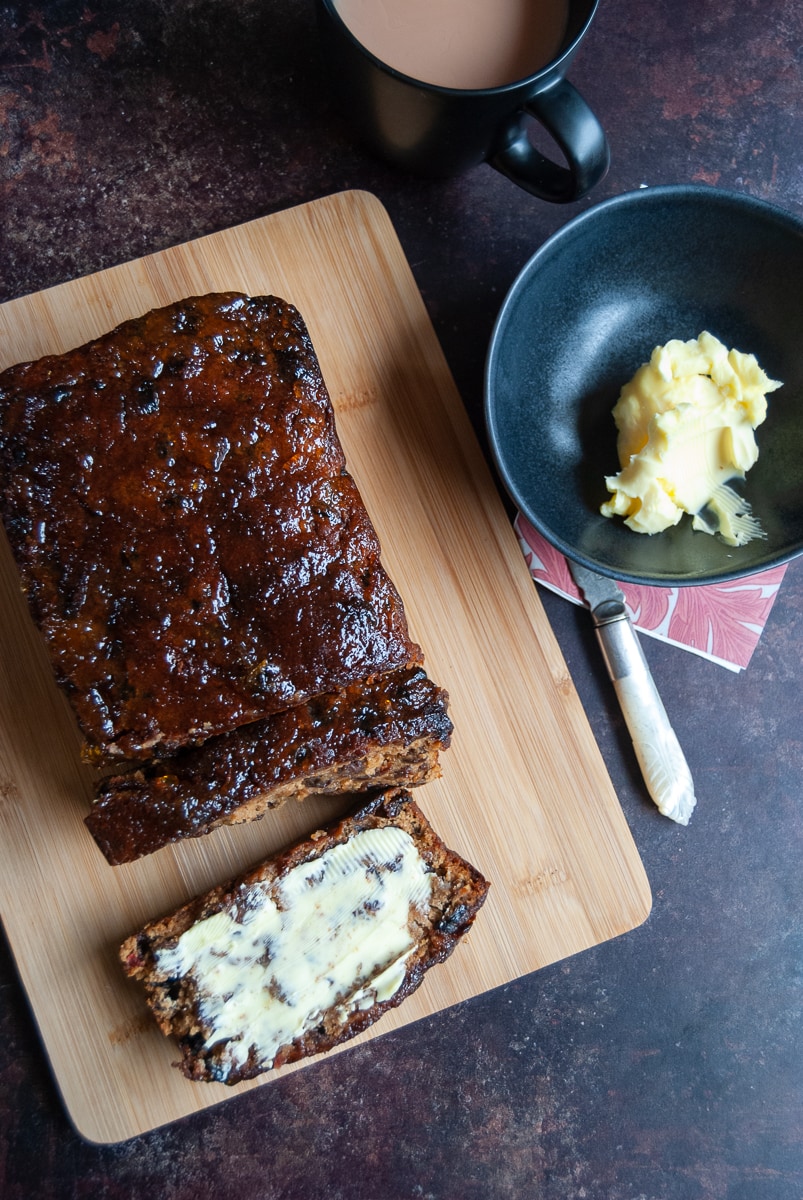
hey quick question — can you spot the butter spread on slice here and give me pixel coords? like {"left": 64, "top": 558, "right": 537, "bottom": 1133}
{"left": 600, "top": 331, "right": 782, "bottom": 543}
{"left": 154, "top": 825, "right": 434, "bottom": 1071}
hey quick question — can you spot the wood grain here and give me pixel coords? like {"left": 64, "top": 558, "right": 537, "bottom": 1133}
{"left": 0, "top": 191, "right": 651, "bottom": 1144}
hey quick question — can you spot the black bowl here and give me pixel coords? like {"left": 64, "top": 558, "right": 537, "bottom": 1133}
{"left": 484, "top": 185, "right": 803, "bottom": 586}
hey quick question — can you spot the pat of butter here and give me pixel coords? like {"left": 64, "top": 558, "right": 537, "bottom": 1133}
{"left": 154, "top": 826, "right": 433, "bottom": 1072}
{"left": 600, "top": 332, "right": 782, "bottom": 544}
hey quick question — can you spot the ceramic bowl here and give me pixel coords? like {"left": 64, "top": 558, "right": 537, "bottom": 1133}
{"left": 484, "top": 185, "right": 803, "bottom": 585}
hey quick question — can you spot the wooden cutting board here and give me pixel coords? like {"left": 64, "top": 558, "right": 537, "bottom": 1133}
{"left": 0, "top": 191, "right": 651, "bottom": 1144}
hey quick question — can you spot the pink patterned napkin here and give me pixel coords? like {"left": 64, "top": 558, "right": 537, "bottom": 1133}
{"left": 515, "top": 512, "right": 787, "bottom": 672}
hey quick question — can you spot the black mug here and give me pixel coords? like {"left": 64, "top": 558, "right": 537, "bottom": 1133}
{"left": 315, "top": 0, "right": 609, "bottom": 204}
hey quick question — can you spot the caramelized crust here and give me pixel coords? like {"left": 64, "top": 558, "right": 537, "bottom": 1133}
{"left": 87, "top": 667, "right": 453, "bottom": 865}
{"left": 120, "top": 789, "right": 489, "bottom": 1084}
{"left": 0, "top": 294, "right": 421, "bottom": 760}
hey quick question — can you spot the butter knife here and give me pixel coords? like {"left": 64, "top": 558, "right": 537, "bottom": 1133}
{"left": 568, "top": 559, "right": 696, "bottom": 825}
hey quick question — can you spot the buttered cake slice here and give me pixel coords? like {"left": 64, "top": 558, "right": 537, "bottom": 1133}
{"left": 120, "top": 790, "right": 489, "bottom": 1084}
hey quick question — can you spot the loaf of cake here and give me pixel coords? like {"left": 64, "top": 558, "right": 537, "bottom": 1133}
{"left": 88, "top": 666, "right": 453, "bottom": 865}
{"left": 120, "top": 789, "right": 489, "bottom": 1084}
{"left": 0, "top": 293, "right": 421, "bottom": 764}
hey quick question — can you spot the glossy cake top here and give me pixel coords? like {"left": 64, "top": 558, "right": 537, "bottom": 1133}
{"left": 0, "top": 293, "right": 420, "bottom": 759}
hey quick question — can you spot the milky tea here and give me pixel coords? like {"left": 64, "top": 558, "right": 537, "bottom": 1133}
{"left": 333, "top": 0, "right": 570, "bottom": 91}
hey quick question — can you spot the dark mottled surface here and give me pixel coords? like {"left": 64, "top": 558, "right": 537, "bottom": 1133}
{"left": 1, "top": 1, "right": 802, "bottom": 1196}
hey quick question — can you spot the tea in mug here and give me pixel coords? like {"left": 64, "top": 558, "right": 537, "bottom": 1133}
{"left": 333, "top": 0, "right": 570, "bottom": 91}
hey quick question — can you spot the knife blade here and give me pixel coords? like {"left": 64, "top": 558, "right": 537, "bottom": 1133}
{"left": 568, "top": 559, "right": 696, "bottom": 825}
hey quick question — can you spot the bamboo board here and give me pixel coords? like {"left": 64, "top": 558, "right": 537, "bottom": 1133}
{"left": 0, "top": 191, "right": 651, "bottom": 1144}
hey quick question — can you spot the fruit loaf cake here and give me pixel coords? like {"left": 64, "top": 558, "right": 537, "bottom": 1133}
{"left": 88, "top": 666, "right": 453, "bottom": 865}
{"left": 0, "top": 292, "right": 421, "bottom": 763}
{"left": 120, "top": 789, "right": 489, "bottom": 1084}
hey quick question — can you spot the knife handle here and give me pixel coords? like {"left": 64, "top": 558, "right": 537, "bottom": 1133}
{"left": 591, "top": 604, "right": 696, "bottom": 825}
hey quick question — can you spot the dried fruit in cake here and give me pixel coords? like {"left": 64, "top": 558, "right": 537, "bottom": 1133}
{"left": 0, "top": 293, "right": 421, "bottom": 762}
{"left": 120, "top": 789, "right": 489, "bottom": 1084}
{"left": 88, "top": 667, "right": 453, "bottom": 865}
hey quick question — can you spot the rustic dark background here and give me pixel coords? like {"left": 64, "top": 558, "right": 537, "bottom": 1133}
{"left": 1, "top": 2, "right": 801, "bottom": 1197}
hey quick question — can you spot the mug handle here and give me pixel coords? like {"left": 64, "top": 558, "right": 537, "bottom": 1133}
{"left": 489, "top": 78, "right": 610, "bottom": 203}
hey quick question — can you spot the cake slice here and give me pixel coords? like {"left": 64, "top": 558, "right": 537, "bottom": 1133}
{"left": 87, "top": 667, "right": 453, "bottom": 865}
{"left": 120, "top": 789, "right": 489, "bottom": 1084}
{"left": 0, "top": 293, "right": 421, "bottom": 763}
